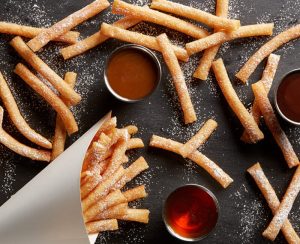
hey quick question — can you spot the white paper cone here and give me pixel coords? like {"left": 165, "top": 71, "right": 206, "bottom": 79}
{"left": 0, "top": 113, "right": 111, "bottom": 244}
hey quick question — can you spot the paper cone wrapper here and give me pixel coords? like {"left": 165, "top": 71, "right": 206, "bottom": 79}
{"left": 0, "top": 113, "right": 111, "bottom": 244}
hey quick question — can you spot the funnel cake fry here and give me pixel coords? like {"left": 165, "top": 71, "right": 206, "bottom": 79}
{"left": 241, "top": 54, "right": 280, "bottom": 143}
{"left": 51, "top": 72, "right": 77, "bottom": 160}
{"left": 186, "top": 23, "right": 274, "bottom": 56}
{"left": 150, "top": 0, "right": 240, "bottom": 31}
{"left": 112, "top": 157, "right": 149, "bottom": 191}
{"left": 247, "top": 163, "right": 300, "bottom": 244}
{"left": 252, "top": 82, "right": 299, "bottom": 168}
{"left": 112, "top": 0, "right": 208, "bottom": 39}
{"left": 0, "top": 22, "right": 79, "bottom": 44}
{"left": 84, "top": 190, "right": 126, "bottom": 223}
{"left": 81, "top": 166, "right": 125, "bottom": 212}
{"left": 10, "top": 36, "right": 81, "bottom": 105}
{"left": 100, "top": 23, "right": 189, "bottom": 62}
{"left": 0, "top": 72, "right": 52, "bottom": 149}
{"left": 236, "top": 24, "right": 300, "bottom": 83}
{"left": 60, "top": 16, "right": 141, "bottom": 60}
{"left": 0, "top": 106, "right": 51, "bottom": 162}
{"left": 86, "top": 219, "right": 118, "bottom": 234}
{"left": 123, "top": 185, "right": 147, "bottom": 202}
{"left": 157, "top": 33, "right": 196, "bottom": 124}
{"left": 193, "top": 0, "right": 229, "bottom": 80}
{"left": 117, "top": 209, "right": 149, "bottom": 223}
{"left": 95, "top": 203, "right": 128, "bottom": 220}
{"left": 27, "top": 0, "right": 110, "bottom": 52}
{"left": 180, "top": 119, "right": 217, "bottom": 158}
{"left": 14, "top": 63, "right": 78, "bottom": 135}
{"left": 212, "top": 58, "right": 264, "bottom": 143}
{"left": 127, "top": 138, "right": 144, "bottom": 150}
{"left": 263, "top": 164, "right": 300, "bottom": 241}
{"left": 149, "top": 135, "right": 233, "bottom": 188}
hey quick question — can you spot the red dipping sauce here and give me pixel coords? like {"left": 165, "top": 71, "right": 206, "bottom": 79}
{"left": 163, "top": 185, "right": 219, "bottom": 241}
{"left": 276, "top": 70, "right": 300, "bottom": 124}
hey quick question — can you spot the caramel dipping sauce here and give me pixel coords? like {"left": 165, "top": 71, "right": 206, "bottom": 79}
{"left": 105, "top": 45, "right": 161, "bottom": 101}
{"left": 276, "top": 70, "right": 300, "bottom": 125}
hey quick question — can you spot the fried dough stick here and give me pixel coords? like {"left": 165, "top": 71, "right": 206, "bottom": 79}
{"left": 241, "top": 54, "right": 280, "bottom": 143}
{"left": 157, "top": 34, "right": 196, "bottom": 124}
{"left": 84, "top": 190, "right": 127, "bottom": 223}
{"left": 112, "top": 0, "right": 208, "bottom": 39}
{"left": 252, "top": 82, "right": 299, "bottom": 168}
{"left": 10, "top": 36, "right": 81, "bottom": 106}
{"left": 263, "top": 164, "right": 300, "bottom": 241}
{"left": 186, "top": 23, "right": 274, "bottom": 56}
{"left": 14, "top": 63, "right": 78, "bottom": 135}
{"left": 212, "top": 58, "right": 264, "bottom": 143}
{"left": 81, "top": 166, "right": 125, "bottom": 212}
{"left": 27, "top": 0, "right": 110, "bottom": 52}
{"left": 100, "top": 23, "right": 189, "bottom": 62}
{"left": 180, "top": 119, "right": 217, "bottom": 158}
{"left": 0, "top": 22, "right": 79, "bottom": 44}
{"left": 117, "top": 209, "right": 150, "bottom": 223}
{"left": 60, "top": 16, "right": 141, "bottom": 60}
{"left": 193, "top": 0, "right": 229, "bottom": 80}
{"left": 149, "top": 135, "right": 233, "bottom": 188}
{"left": 150, "top": 0, "right": 240, "bottom": 31}
{"left": 112, "top": 157, "right": 149, "bottom": 191}
{"left": 123, "top": 185, "right": 147, "bottom": 202}
{"left": 51, "top": 72, "right": 77, "bottom": 160}
{"left": 247, "top": 163, "right": 300, "bottom": 244}
{"left": 86, "top": 219, "right": 118, "bottom": 234}
{"left": 0, "top": 72, "right": 52, "bottom": 149}
{"left": 236, "top": 24, "right": 300, "bottom": 83}
{"left": 94, "top": 203, "right": 128, "bottom": 220}
{"left": 0, "top": 106, "right": 50, "bottom": 161}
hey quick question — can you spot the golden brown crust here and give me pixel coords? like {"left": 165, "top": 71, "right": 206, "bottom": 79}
{"left": 122, "top": 185, "right": 147, "bottom": 202}
{"left": 241, "top": 54, "right": 280, "bottom": 143}
{"left": 236, "top": 24, "right": 300, "bottom": 83}
{"left": 10, "top": 36, "right": 81, "bottom": 105}
{"left": 60, "top": 16, "right": 141, "bottom": 60}
{"left": 186, "top": 23, "right": 274, "bottom": 56}
{"left": 252, "top": 82, "right": 299, "bottom": 168}
{"left": 149, "top": 135, "right": 233, "bottom": 188}
{"left": 112, "top": 0, "right": 208, "bottom": 39}
{"left": 157, "top": 33, "right": 196, "bottom": 124}
{"left": 84, "top": 190, "right": 126, "bottom": 223}
{"left": 0, "top": 22, "right": 79, "bottom": 44}
{"left": 0, "top": 72, "right": 52, "bottom": 149}
{"left": 27, "top": 0, "right": 110, "bottom": 52}
{"left": 14, "top": 63, "right": 78, "bottom": 135}
{"left": 193, "top": 0, "right": 229, "bottom": 80}
{"left": 100, "top": 23, "right": 189, "bottom": 62}
{"left": 117, "top": 208, "right": 150, "bottom": 223}
{"left": 86, "top": 219, "right": 118, "bottom": 234}
{"left": 263, "top": 165, "right": 300, "bottom": 241}
{"left": 247, "top": 163, "right": 300, "bottom": 244}
{"left": 0, "top": 106, "right": 51, "bottom": 162}
{"left": 212, "top": 58, "right": 264, "bottom": 143}
{"left": 180, "top": 119, "right": 218, "bottom": 158}
{"left": 150, "top": 0, "right": 239, "bottom": 31}
{"left": 51, "top": 72, "right": 77, "bottom": 160}
{"left": 81, "top": 166, "right": 125, "bottom": 212}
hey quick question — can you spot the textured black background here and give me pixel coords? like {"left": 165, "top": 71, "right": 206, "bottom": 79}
{"left": 0, "top": 0, "right": 300, "bottom": 243}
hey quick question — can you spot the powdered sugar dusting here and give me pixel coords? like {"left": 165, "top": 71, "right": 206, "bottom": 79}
{"left": 0, "top": 0, "right": 299, "bottom": 242}
{"left": 0, "top": 150, "right": 16, "bottom": 196}
{"left": 227, "top": 184, "right": 268, "bottom": 243}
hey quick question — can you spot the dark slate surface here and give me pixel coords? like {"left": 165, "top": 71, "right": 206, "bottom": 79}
{"left": 0, "top": 0, "right": 300, "bottom": 243}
